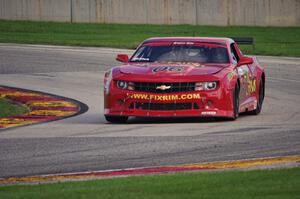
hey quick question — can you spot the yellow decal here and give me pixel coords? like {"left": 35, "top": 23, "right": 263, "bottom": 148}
{"left": 244, "top": 73, "right": 256, "bottom": 94}
{"left": 127, "top": 93, "right": 200, "bottom": 101}
{"left": 248, "top": 79, "right": 256, "bottom": 93}
{"left": 227, "top": 72, "right": 234, "bottom": 81}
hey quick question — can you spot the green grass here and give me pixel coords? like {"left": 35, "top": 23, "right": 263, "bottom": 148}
{"left": 0, "top": 20, "right": 300, "bottom": 57}
{"left": 1, "top": 167, "right": 299, "bottom": 199}
{"left": 0, "top": 98, "right": 28, "bottom": 118}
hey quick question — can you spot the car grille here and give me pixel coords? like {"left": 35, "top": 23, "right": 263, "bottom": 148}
{"left": 129, "top": 102, "right": 199, "bottom": 111}
{"left": 134, "top": 82, "right": 195, "bottom": 93}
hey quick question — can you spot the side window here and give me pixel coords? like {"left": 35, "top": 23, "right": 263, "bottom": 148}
{"left": 230, "top": 43, "right": 239, "bottom": 64}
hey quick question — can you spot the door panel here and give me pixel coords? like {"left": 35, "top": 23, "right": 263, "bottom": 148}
{"left": 237, "top": 65, "right": 250, "bottom": 103}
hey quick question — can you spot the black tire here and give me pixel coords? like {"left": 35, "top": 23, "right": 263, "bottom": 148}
{"left": 230, "top": 82, "right": 240, "bottom": 120}
{"left": 105, "top": 115, "right": 128, "bottom": 123}
{"left": 249, "top": 79, "right": 264, "bottom": 115}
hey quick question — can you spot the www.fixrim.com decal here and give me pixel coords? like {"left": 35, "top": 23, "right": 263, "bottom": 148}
{"left": 0, "top": 86, "right": 88, "bottom": 130}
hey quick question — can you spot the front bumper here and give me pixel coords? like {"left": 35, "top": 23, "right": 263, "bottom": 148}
{"left": 104, "top": 89, "right": 234, "bottom": 118}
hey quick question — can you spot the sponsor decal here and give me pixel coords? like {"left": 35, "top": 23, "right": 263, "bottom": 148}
{"left": 131, "top": 57, "right": 150, "bottom": 61}
{"left": 173, "top": 41, "right": 194, "bottom": 45}
{"left": 248, "top": 79, "right": 256, "bottom": 93}
{"left": 244, "top": 73, "right": 256, "bottom": 94}
{"left": 126, "top": 93, "right": 200, "bottom": 101}
{"left": 152, "top": 66, "right": 184, "bottom": 73}
{"left": 227, "top": 72, "right": 234, "bottom": 81}
{"left": 201, "top": 111, "right": 217, "bottom": 115}
{"left": 154, "top": 61, "right": 203, "bottom": 68}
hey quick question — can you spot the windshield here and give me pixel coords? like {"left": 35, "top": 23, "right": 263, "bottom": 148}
{"left": 130, "top": 43, "right": 230, "bottom": 64}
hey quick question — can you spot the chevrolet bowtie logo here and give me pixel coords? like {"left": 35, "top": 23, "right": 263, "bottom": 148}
{"left": 156, "top": 85, "right": 171, "bottom": 90}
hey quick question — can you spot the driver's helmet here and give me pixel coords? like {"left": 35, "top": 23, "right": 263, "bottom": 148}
{"left": 212, "top": 48, "right": 227, "bottom": 63}
{"left": 186, "top": 47, "right": 208, "bottom": 62}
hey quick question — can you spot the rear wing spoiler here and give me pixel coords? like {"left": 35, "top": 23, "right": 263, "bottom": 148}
{"left": 231, "top": 37, "right": 255, "bottom": 50}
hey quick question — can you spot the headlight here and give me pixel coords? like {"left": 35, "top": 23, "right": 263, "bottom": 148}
{"left": 116, "top": 80, "right": 135, "bottom": 90}
{"left": 117, "top": 80, "right": 128, "bottom": 89}
{"left": 195, "top": 81, "right": 218, "bottom": 91}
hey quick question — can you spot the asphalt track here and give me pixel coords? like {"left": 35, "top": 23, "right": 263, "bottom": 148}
{"left": 0, "top": 43, "right": 299, "bottom": 178}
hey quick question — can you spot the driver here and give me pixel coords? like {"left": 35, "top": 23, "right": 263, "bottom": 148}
{"left": 211, "top": 48, "right": 228, "bottom": 63}
{"left": 157, "top": 46, "right": 183, "bottom": 61}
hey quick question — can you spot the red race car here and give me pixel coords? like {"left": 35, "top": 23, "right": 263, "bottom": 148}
{"left": 104, "top": 37, "right": 265, "bottom": 123}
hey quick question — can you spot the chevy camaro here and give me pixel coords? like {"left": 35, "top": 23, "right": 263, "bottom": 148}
{"left": 104, "top": 37, "right": 265, "bottom": 123}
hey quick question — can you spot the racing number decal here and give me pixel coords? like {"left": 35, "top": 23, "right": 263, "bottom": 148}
{"left": 153, "top": 66, "right": 184, "bottom": 73}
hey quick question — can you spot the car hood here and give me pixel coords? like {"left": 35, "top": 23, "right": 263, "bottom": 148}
{"left": 118, "top": 62, "right": 229, "bottom": 76}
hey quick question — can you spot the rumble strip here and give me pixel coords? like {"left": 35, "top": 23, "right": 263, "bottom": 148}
{"left": 0, "top": 86, "right": 88, "bottom": 130}
{"left": 1, "top": 155, "right": 299, "bottom": 185}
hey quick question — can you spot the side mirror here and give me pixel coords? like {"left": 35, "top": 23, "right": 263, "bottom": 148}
{"left": 116, "top": 54, "right": 129, "bottom": 63}
{"left": 237, "top": 56, "right": 253, "bottom": 66}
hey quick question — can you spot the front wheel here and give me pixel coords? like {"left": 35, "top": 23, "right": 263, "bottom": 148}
{"left": 105, "top": 115, "right": 128, "bottom": 123}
